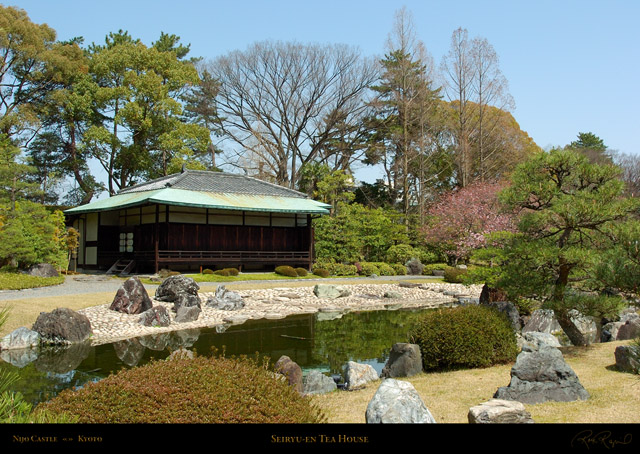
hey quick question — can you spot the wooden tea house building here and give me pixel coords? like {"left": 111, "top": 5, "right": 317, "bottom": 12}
{"left": 64, "top": 169, "right": 331, "bottom": 274}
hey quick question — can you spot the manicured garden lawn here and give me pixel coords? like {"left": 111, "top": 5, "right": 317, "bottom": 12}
{"left": 0, "top": 272, "right": 65, "bottom": 290}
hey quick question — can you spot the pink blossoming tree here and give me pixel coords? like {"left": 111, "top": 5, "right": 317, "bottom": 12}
{"left": 422, "top": 182, "right": 516, "bottom": 263}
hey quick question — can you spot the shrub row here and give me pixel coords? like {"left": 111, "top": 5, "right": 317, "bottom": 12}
{"left": 202, "top": 267, "right": 240, "bottom": 277}
{"left": 274, "top": 266, "right": 309, "bottom": 277}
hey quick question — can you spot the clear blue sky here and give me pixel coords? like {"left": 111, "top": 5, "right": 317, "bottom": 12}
{"left": 7, "top": 0, "right": 640, "bottom": 174}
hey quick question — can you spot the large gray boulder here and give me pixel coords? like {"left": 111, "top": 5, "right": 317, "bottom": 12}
{"left": 493, "top": 345, "right": 589, "bottom": 404}
{"left": 172, "top": 292, "right": 202, "bottom": 313}
{"left": 32, "top": 308, "right": 92, "bottom": 345}
{"left": 616, "top": 319, "right": 640, "bottom": 341}
{"left": 344, "top": 361, "right": 379, "bottom": 390}
{"left": 1, "top": 327, "right": 41, "bottom": 350}
{"left": 313, "top": 284, "right": 351, "bottom": 299}
{"left": 206, "top": 285, "right": 244, "bottom": 310}
{"left": 25, "top": 263, "right": 59, "bottom": 278}
{"left": 381, "top": 343, "right": 422, "bottom": 378}
{"left": 468, "top": 399, "right": 534, "bottom": 424}
{"left": 110, "top": 276, "right": 153, "bottom": 314}
{"left": 274, "top": 355, "right": 303, "bottom": 393}
{"left": 138, "top": 306, "right": 171, "bottom": 327}
{"left": 520, "top": 331, "right": 562, "bottom": 351}
{"left": 155, "top": 275, "right": 199, "bottom": 302}
{"left": 366, "top": 379, "right": 436, "bottom": 423}
{"left": 522, "top": 309, "right": 597, "bottom": 346}
{"left": 174, "top": 305, "right": 201, "bottom": 323}
{"left": 614, "top": 345, "right": 640, "bottom": 373}
{"left": 303, "top": 370, "right": 337, "bottom": 395}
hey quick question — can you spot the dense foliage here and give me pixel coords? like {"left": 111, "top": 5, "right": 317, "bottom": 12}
{"left": 409, "top": 305, "right": 518, "bottom": 371}
{"left": 481, "top": 148, "right": 639, "bottom": 345}
{"left": 36, "top": 355, "right": 327, "bottom": 423}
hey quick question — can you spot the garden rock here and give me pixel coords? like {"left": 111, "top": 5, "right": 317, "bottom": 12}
{"left": 313, "top": 284, "right": 351, "bottom": 299}
{"left": 110, "top": 276, "right": 153, "bottom": 314}
{"left": 522, "top": 309, "right": 561, "bottom": 334}
{"left": 493, "top": 345, "right": 589, "bottom": 404}
{"left": 479, "top": 284, "right": 509, "bottom": 305}
{"left": 275, "top": 355, "right": 303, "bottom": 393}
{"left": 1, "top": 327, "right": 41, "bottom": 351}
{"left": 303, "top": 370, "right": 337, "bottom": 395}
{"left": 614, "top": 345, "right": 640, "bottom": 373}
{"left": 521, "top": 331, "right": 562, "bottom": 352}
{"left": 484, "top": 301, "right": 521, "bottom": 332}
{"left": 175, "top": 305, "right": 201, "bottom": 323}
{"left": 344, "top": 361, "right": 379, "bottom": 390}
{"left": 172, "top": 292, "right": 202, "bottom": 313}
{"left": 206, "top": 285, "right": 245, "bottom": 310}
{"left": 155, "top": 275, "right": 199, "bottom": 302}
{"left": 381, "top": 343, "right": 422, "bottom": 378}
{"left": 468, "top": 399, "right": 534, "bottom": 424}
{"left": 383, "top": 291, "right": 402, "bottom": 299}
{"left": 616, "top": 319, "right": 640, "bottom": 340}
{"left": 522, "top": 309, "right": 597, "bottom": 346}
{"left": 404, "top": 258, "right": 424, "bottom": 275}
{"left": 138, "top": 306, "right": 171, "bottom": 327}
{"left": 25, "top": 263, "right": 59, "bottom": 278}
{"left": 365, "top": 379, "right": 436, "bottom": 424}
{"left": 32, "top": 308, "right": 92, "bottom": 345}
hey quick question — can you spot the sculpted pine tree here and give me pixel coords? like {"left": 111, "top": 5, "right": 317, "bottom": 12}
{"left": 497, "top": 148, "right": 638, "bottom": 345}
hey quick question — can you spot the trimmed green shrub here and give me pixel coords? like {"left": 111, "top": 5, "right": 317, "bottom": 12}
{"left": 422, "top": 263, "right": 448, "bottom": 275}
{"left": 386, "top": 244, "right": 417, "bottom": 264}
{"left": 391, "top": 263, "right": 407, "bottom": 275}
{"left": 223, "top": 267, "right": 240, "bottom": 276}
{"left": 312, "top": 267, "right": 330, "bottom": 278}
{"left": 202, "top": 269, "right": 214, "bottom": 274}
{"left": 275, "top": 265, "right": 298, "bottom": 277}
{"left": 295, "top": 267, "right": 308, "bottom": 277}
{"left": 375, "top": 262, "right": 396, "bottom": 276}
{"left": 36, "top": 356, "right": 327, "bottom": 423}
{"left": 443, "top": 266, "right": 467, "bottom": 283}
{"left": 409, "top": 305, "right": 518, "bottom": 371}
{"left": 213, "top": 269, "right": 230, "bottom": 276}
{"left": 359, "top": 262, "right": 380, "bottom": 276}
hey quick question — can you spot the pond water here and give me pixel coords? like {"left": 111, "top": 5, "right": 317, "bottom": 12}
{"left": 0, "top": 307, "right": 434, "bottom": 406}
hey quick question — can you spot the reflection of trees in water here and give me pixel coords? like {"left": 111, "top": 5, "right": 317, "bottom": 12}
{"left": 312, "top": 309, "right": 429, "bottom": 375}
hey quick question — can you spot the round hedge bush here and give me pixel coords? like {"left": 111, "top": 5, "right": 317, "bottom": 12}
{"left": 409, "top": 305, "right": 518, "bottom": 371}
{"left": 312, "top": 267, "right": 330, "bottom": 278}
{"left": 275, "top": 265, "right": 298, "bottom": 277}
{"left": 36, "top": 355, "right": 326, "bottom": 424}
{"left": 295, "top": 267, "right": 308, "bottom": 277}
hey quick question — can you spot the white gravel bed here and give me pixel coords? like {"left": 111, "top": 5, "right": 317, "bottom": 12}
{"left": 80, "top": 282, "right": 483, "bottom": 346}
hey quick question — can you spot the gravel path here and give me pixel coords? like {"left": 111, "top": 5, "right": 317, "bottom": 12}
{"left": 0, "top": 274, "right": 156, "bottom": 301}
{"left": 0, "top": 273, "right": 441, "bottom": 301}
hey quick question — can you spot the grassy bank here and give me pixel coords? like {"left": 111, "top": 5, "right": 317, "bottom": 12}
{"left": 312, "top": 340, "right": 639, "bottom": 423}
{"left": 0, "top": 272, "right": 64, "bottom": 290}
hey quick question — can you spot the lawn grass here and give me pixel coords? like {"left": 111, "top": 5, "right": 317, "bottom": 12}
{"left": 0, "top": 272, "right": 65, "bottom": 290}
{"left": 311, "top": 340, "right": 640, "bottom": 424}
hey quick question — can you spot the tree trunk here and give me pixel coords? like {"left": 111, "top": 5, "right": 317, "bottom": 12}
{"left": 555, "top": 310, "right": 588, "bottom": 346}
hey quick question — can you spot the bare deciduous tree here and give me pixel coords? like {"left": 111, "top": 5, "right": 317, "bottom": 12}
{"left": 206, "top": 41, "right": 378, "bottom": 188}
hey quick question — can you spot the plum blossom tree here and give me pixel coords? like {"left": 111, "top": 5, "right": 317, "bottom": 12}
{"left": 422, "top": 181, "right": 515, "bottom": 263}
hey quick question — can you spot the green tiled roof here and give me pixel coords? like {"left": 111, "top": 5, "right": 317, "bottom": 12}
{"left": 64, "top": 170, "right": 331, "bottom": 215}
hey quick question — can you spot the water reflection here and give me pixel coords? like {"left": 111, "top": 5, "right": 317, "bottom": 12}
{"left": 1, "top": 307, "right": 431, "bottom": 406}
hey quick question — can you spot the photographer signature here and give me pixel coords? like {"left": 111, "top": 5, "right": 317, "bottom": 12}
{"left": 572, "top": 430, "right": 633, "bottom": 449}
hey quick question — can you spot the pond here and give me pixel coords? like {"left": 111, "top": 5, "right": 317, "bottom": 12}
{"left": 0, "top": 307, "right": 435, "bottom": 406}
